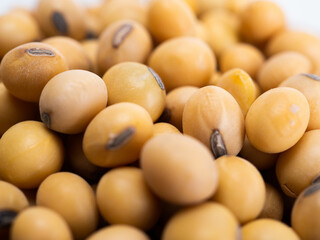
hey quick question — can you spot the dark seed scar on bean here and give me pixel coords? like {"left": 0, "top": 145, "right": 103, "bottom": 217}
{"left": 283, "top": 183, "right": 297, "bottom": 198}
{"left": 148, "top": 67, "right": 165, "bottom": 91}
{"left": 41, "top": 112, "right": 51, "bottom": 128}
{"left": 0, "top": 210, "right": 17, "bottom": 228}
{"left": 26, "top": 48, "right": 55, "bottom": 57}
{"left": 112, "top": 24, "right": 133, "bottom": 49}
{"left": 301, "top": 73, "right": 320, "bottom": 81}
{"left": 51, "top": 11, "right": 68, "bottom": 35}
{"left": 210, "top": 129, "right": 227, "bottom": 159}
{"left": 312, "top": 174, "right": 320, "bottom": 185}
{"left": 85, "top": 31, "right": 96, "bottom": 39}
{"left": 304, "top": 182, "right": 320, "bottom": 197}
{"left": 106, "top": 127, "right": 136, "bottom": 150}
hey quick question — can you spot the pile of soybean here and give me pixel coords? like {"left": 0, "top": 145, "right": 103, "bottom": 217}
{"left": 0, "top": 0, "right": 320, "bottom": 239}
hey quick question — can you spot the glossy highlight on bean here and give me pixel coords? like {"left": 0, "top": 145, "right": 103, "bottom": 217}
{"left": 112, "top": 23, "right": 133, "bottom": 48}
{"left": 210, "top": 129, "right": 227, "bottom": 159}
{"left": 106, "top": 127, "right": 136, "bottom": 150}
{"left": 26, "top": 48, "right": 55, "bottom": 56}
{"left": 51, "top": 11, "right": 68, "bottom": 35}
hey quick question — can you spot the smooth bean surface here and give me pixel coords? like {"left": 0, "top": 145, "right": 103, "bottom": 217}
{"left": 246, "top": 87, "right": 309, "bottom": 153}
{"left": 141, "top": 133, "right": 219, "bottom": 205}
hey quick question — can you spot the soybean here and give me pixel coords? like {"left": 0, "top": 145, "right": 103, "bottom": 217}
{"left": 0, "top": 42, "right": 68, "bottom": 102}
{"left": 276, "top": 130, "right": 320, "bottom": 198}
{"left": 197, "top": 0, "right": 251, "bottom": 15}
{"left": 212, "top": 155, "right": 266, "bottom": 224}
{"left": 242, "top": 219, "right": 299, "bottom": 240}
{"left": 183, "top": 86, "right": 244, "bottom": 157}
{"left": 239, "top": 136, "right": 278, "bottom": 170}
{"left": 39, "top": 70, "right": 108, "bottom": 134}
{"left": 240, "top": 0, "right": 285, "bottom": 44}
{"left": 96, "top": 167, "right": 161, "bottom": 230}
{"left": 280, "top": 73, "right": 320, "bottom": 130}
{"left": 0, "top": 121, "right": 64, "bottom": 189}
{"left": 141, "top": 133, "right": 218, "bottom": 205}
{"left": 97, "top": 19, "right": 152, "bottom": 75}
{"left": 0, "top": 10, "right": 41, "bottom": 58}
{"left": 202, "top": 17, "right": 239, "bottom": 57}
{"left": 200, "top": 8, "right": 240, "bottom": 33}
{"left": 43, "top": 36, "right": 92, "bottom": 71}
{"left": 220, "top": 43, "right": 264, "bottom": 78}
{"left": 217, "top": 68, "right": 258, "bottom": 116}
{"left": 257, "top": 51, "right": 311, "bottom": 92}
{"left": 81, "top": 39, "right": 99, "bottom": 74}
{"left": 162, "top": 86, "right": 198, "bottom": 131}
{"left": 87, "top": 225, "right": 150, "bottom": 240}
{"left": 99, "top": 0, "right": 149, "bottom": 29}
{"left": 11, "top": 207, "right": 72, "bottom": 240}
{"left": 0, "top": 181, "right": 29, "bottom": 212}
{"left": 258, "top": 183, "right": 284, "bottom": 220}
{"left": 153, "top": 123, "right": 181, "bottom": 136}
{"left": 162, "top": 202, "right": 239, "bottom": 240}
{"left": 36, "top": 172, "right": 98, "bottom": 239}
{"left": 36, "top": 0, "right": 86, "bottom": 40}
{"left": 292, "top": 182, "right": 320, "bottom": 240}
{"left": 148, "top": 0, "right": 197, "bottom": 43}
{"left": 245, "top": 87, "right": 309, "bottom": 153}
{"left": 148, "top": 37, "right": 216, "bottom": 92}
{"left": 83, "top": 103, "right": 153, "bottom": 167}
{"left": 267, "top": 30, "right": 320, "bottom": 73}
{"left": 102, "top": 62, "right": 166, "bottom": 122}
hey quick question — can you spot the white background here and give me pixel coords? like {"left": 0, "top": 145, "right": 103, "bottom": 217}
{"left": 0, "top": 0, "right": 319, "bottom": 36}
